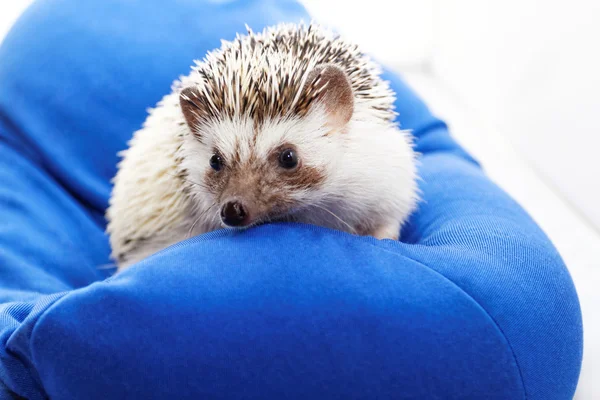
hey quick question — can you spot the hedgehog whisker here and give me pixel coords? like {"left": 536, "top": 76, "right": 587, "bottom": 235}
{"left": 288, "top": 200, "right": 357, "bottom": 234}
{"left": 96, "top": 262, "right": 117, "bottom": 271}
{"left": 295, "top": 199, "right": 357, "bottom": 234}
{"left": 166, "top": 172, "right": 211, "bottom": 191}
{"left": 187, "top": 215, "right": 202, "bottom": 238}
{"left": 188, "top": 201, "right": 217, "bottom": 238}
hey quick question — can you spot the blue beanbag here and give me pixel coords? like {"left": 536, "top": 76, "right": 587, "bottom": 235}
{"left": 0, "top": 0, "right": 583, "bottom": 399}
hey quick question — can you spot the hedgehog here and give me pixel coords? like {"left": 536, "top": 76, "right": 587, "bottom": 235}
{"left": 106, "top": 23, "right": 418, "bottom": 270}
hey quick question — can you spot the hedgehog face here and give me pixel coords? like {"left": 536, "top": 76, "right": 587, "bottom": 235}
{"left": 180, "top": 112, "right": 338, "bottom": 229}
{"left": 178, "top": 64, "right": 356, "bottom": 230}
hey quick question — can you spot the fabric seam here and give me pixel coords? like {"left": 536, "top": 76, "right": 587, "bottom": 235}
{"left": 364, "top": 240, "right": 528, "bottom": 400}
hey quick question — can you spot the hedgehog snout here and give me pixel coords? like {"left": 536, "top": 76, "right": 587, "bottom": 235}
{"left": 220, "top": 200, "right": 250, "bottom": 227}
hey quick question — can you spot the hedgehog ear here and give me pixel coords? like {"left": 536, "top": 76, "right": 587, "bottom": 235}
{"left": 305, "top": 64, "right": 354, "bottom": 130}
{"left": 179, "top": 86, "right": 208, "bottom": 133}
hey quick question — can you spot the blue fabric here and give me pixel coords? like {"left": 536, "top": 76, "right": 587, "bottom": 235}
{"left": 0, "top": 0, "right": 582, "bottom": 399}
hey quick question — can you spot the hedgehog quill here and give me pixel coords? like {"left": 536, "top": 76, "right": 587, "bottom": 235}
{"left": 107, "top": 23, "right": 418, "bottom": 270}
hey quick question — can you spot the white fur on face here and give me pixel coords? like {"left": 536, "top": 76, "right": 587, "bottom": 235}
{"left": 180, "top": 110, "right": 335, "bottom": 206}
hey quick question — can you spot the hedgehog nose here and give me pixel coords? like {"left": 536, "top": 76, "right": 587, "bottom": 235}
{"left": 221, "top": 201, "right": 248, "bottom": 227}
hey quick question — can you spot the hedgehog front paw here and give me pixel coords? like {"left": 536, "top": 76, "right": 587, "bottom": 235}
{"left": 370, "top": 221, "right": 401, "bottom": 241}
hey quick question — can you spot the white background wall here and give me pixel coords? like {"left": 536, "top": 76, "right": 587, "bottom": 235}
{"left": 432, "top": 0, "right": 600, "bottom": 233}
{"left": 302, "top": 0, "right": 433, "bottom": 70}
{"left": 0, "top": 1, "right": 31, "bottom": 40}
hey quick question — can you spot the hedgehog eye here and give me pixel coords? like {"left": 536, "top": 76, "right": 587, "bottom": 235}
{"left": 278, "top": 148, "right": 298, "bottom": 169}
{"left": 209, "top": 153, "right": 224, "bottom": 171}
